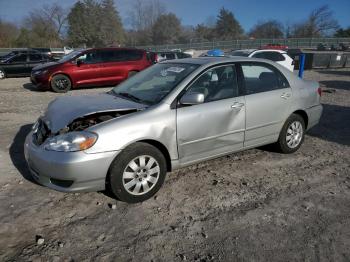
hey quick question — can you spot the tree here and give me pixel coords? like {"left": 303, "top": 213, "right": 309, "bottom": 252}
{"left": 67, "top": 0, "right": 125, "bottom": 47}
{"left": 249, "top": 20, "right": 284, "bottom": 39}
{"left": 0, "top": 19, "right": 19, "bottom": 47}
{"left": 127, "top": 0, "right": 165, "bottom": 46}
{"left": 100, "top": 0, "right": 124, "bottom": 46}
{"left": 151, "top": 13, "right": 182, "bottom": 44}
{"left": 215, "top": 7, "right": 244, "bottom": 40}
{"left": 194, "top": 24, "right": 215, "bottom": 41}
{"left": 334, "top": 27, "right": 350, "bottom": 37}
{"left": 291, "top": 5, "right": 339, "bottom": 37}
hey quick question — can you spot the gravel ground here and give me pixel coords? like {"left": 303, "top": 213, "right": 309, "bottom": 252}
{"left": 0, "top": 69, "right": 349, "bottom": 261}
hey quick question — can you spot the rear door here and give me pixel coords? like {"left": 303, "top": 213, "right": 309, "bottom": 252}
{"left": 176, "top": 64, "right": 246, "bottom": 164}
{"left": 240, "top": 62, "right": 292, "bottom": 147}
{"left": 27, "top": 53, "right": 47, "bottom": 74}
{"left": 99, "top": 49, "right": 144, "bottom": 85}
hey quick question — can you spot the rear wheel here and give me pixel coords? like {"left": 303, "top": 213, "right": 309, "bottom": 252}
{"left": 0, "top": 69, "right": 5, "bottom": 79}
{"left": 109, "top": 142, "right": 167, "bottom": 203}
{"left": 276, "top": 114, "right": 305, "bottom": 153}
{"left": 51, "top": 74, "right": 71, "bottom": 93}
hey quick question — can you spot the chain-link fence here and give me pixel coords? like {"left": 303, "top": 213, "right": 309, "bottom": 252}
{"left": 137, "top": 37, "right": 350, "bottom": 51}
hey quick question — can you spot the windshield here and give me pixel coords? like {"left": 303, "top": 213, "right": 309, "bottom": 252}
{"left": 112, "top": 63, "right": 199, "bottom": 105}
{"left": 58, "top": 50, "right": 83, "bottom": 63}
{"left": 230, "top": 50, "right": 252, "bottom": 57}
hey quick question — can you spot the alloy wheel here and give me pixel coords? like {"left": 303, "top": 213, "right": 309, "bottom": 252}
{"left": 122, "top": 155, "right": 160, "bottom": 196}
{"left": 286, "top": 120, "right": 303, "bottom": 149}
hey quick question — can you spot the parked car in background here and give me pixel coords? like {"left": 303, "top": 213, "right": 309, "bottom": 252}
{"left": 51, "top": 47, "right": 74, "bottom": 59}
{"left": 261, "top": 43, "right": 288, "bottom": 50}
{"left": 25, "top": 57, "right": 322, "bottom": 203}
{"left": 0, "top": 52, "right": 54, "bottom": 79}
{"left": 317, "top": 43, "right": 331, "bottom": 51}
{"left": 156, "top": 51, "right": 192, "bottom": 62}
{"left": 31, "top": 48, "right": 153, "bottom": 92}
{"left": 31, "top": 48, "right": 53, "bottom": 58}
{"left": 230, "top": 49, "right": 294, "bottom": 71}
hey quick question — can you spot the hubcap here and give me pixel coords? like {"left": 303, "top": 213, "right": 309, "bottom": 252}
{"left": 0, "top": 70, "right": 5, "bottom": 79}
{"left": 286, "top": 121, "right": 303, "bottom": 148}
{"left": 54, "top": 78, "right": 68, "bottom": 90}
{"left": 122, "top": 155, "right": 160, "bottom": 196}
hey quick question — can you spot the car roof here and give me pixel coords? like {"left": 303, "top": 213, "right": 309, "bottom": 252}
{"left": 161, "top": 56, "right": 279, "bottom": 65}
{"left": 255, "top": 49, "right": 287, "bottom": 53}
{"left": 85, "top": 47, "right": 145, "bottom": 52}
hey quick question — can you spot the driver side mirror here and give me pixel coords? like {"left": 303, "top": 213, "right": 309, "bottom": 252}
{"left": 180, "top": 92, "right": 204, "bottom": 105}
{"left": 76, "top": 59, "right": 83, "bottom": 67}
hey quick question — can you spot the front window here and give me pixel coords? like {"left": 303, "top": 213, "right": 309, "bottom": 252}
{"left": 112, "top": 63, "right": 199, "bottom": 105}
{"left": 58, "top": 50, "right": 84, "bottom": 63}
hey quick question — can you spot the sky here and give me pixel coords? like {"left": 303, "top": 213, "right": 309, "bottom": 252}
{"left": 0, "top": 0, "right": 349, "bottom": 31}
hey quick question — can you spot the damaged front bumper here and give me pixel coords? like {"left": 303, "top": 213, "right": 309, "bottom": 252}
{"left": 24, "top": 131, "right": 119, "bottom": 192}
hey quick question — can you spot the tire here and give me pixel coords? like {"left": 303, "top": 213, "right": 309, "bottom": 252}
{"left": 275, "top": 114, "right": 305, "bottom": 154}
{"left": 128, "top": 71, "right": 138, "bottom": 78}
{"left": 0, "top": 69, "right": 5, "bottom": 79}
{"left": 50, "top": 74, "right": 71, "bottom": 93}
{"left": 108, "top": 142, "right": 167, "bottom": 203}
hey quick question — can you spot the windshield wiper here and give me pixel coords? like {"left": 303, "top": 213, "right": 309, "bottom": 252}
{"left": 114, "top": 92, "right": 145, "bottom": 104}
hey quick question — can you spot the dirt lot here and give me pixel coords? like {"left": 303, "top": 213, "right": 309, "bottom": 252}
{"left": 0, "top": 69, "right": 349, "bottom": 261}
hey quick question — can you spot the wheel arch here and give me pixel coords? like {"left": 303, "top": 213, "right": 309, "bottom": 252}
{"left": 292, "top": 109, "right": 309, "bottom": 129}
{"left": 50, "top": 72, "right": 74, "bottom": 89}
{"left": 137, "top": 139, "right": 172, "bottom": 172}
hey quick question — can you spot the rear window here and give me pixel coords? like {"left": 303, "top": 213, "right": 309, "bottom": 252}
{"left": 253, "top": 52, "right": 285, "bottom": 62}
{"left": 101, "top": 50, "right": 144, "bottom": 62}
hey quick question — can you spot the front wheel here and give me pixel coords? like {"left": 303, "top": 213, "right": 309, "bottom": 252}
{"left": 275, "top": 114, "right": 305, "bottom": 154}
{"left": 108, "top": 142, "right": 167, "bottom": 203}
{"left": 50, "top": 74, "right": 71, "bottom": 93}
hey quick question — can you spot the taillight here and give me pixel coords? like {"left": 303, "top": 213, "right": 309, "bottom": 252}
{"left": 154, "top": 53, "right": 158, "bottom": 63}
{"left": 317, "top": 87, "right": 322, "bottom": 96}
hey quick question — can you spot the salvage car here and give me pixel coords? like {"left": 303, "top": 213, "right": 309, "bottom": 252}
{"left": 230, "top": 49, "right": 295, "bottom": 71}
{"left": 0, "top": 52, "right": 53, "bottom": 79}
{"left": 24, "top": 57, "right": 323, "bottom": 203}
{"left": 31, "top": 48, "right": 154, "bottom": 92}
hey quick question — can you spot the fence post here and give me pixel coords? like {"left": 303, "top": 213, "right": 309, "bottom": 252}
{"left": 298, "top": 53, "right": 305, "bottom": 79}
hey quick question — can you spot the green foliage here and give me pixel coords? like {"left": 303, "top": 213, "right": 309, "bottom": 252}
{"left": 151, "top": 13, "right": 182, "bottom": 45}
{"left": 215, "top": 8, "right": 244, "bottom": 40}
{"left": 334, "top": 27, "right": 350, "bottom": 37}
{"left": 249, "top": 20, "right": 284, "bottom": 39}
{"left": 67, "top": 0, "right": 125, "bottom": 47}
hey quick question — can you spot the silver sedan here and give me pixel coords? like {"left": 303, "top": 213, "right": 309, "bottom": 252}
{"left": 24, "top": 57, "right": 323, "bottom": 203}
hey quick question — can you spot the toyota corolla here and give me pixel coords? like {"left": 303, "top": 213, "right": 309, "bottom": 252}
{"left": 24, "top": 57, "right": 322, "bottom": 203}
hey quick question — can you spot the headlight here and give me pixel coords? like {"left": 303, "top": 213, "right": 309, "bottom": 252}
{"left": 33, "top": 70, "right": 48, "bottom": 76}
{"left": 44, "top": 131, "right": 97, "bottom": 152}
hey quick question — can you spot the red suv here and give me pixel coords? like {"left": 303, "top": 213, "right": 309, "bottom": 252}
{"left": 31, "top": 48, "right": 155, "bottom": 92}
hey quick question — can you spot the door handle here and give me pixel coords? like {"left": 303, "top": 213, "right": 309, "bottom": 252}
{"left": 231, "top": 102, "right": 244, "bottom": 109}
{"left": 281, "top": 93, "right": 291, "bottom": 99}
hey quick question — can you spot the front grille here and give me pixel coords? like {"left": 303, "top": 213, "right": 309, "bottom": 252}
{"left": 33, "top": 119, "right": 50, "bottom": 145}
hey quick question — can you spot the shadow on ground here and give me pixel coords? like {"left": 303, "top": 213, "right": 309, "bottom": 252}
{"left": 22, "top": 83, "right": 46, "bottom": 92}
{"left": 9, "top": 124, "right": 38, "bottom": 183}
{"left": 308, "top": 104, "right": 350, "bottom": 146}
{"left": 320, "top": 80, "right": 350, "bottom": 91}
{"left": 317, "top": 70, "right": 350, "bottom": 77}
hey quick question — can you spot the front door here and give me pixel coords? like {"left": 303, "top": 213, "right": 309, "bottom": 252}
{"left": 71, "top": 51, "right": 102, "bottom": 87}
{"left": 176, "top": 64, "right": 246, "bottom": 165}
{"left": 240, "top": 62, "right": 293, "bottom": 147}
{"left": 5, "top": 54, "right": 28, "bottom": 76}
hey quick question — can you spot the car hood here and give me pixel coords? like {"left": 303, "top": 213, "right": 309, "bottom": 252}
{"left": 32, "top": 61, "right": 62, "bottom": 71}
{"left": 42, "top": 92, "right": 146, "bottom": 133}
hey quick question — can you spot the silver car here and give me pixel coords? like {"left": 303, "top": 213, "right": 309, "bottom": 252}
{"left": 24, "top": 57, "right": 323, "bottom": 203}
